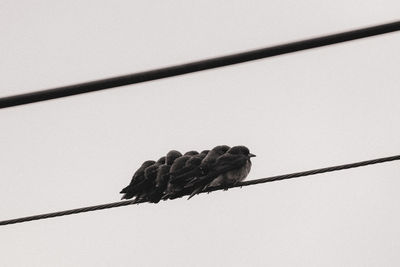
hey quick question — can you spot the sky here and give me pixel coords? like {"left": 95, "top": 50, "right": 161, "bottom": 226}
{"left": 1, "top": 1, "right": 400, "bottom": 266}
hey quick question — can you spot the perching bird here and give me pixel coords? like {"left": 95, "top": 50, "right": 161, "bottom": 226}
{"left": 148, "top": 150, "right": 182, "bottom": 203}
{"left": 174, "top": 150, "right": 209, "bottom": 179}
{"left": 165, "top": 150, "right": 210, "bottom": 199}
{"left": 148, "top": 164, "right": 171, "bottom": 203}
{"left": 171, "top": 145, "right": 230, "bottom": 184}
{"left": 163, "top": 151, "right": 202, "bottom": 199}
{"left": 188, "top": 145, "right": 255, "bottom": 199}
{"left": 132, "top": 156, "right": 167, "bottom": 202}
{"left": 199, "top": 145, "right": 230, "bottom": 174}
{"left": 155, "top": 150, "right": 183, "bottom": 188}
{"left": 120, "top": 160, "right": 156, "bottom": 200}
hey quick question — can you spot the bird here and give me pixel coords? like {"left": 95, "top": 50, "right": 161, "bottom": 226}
{"left": 164, "top": 150, "right": 210, "bottom": 199}
{"left": 131, "top": 156, "right": 166, "bottom": 203}
{"left": 162, "top": 150, "right": 205, "bottom": 199}
{"left": 199, "top": 145, "right": 230, "bottom": 174}
{"left": 147, "top": 150, "right": 182, "bottom": 203}
{"left": 172, "top": 145, "right": 230, "bottom": 184}
{"left": 120, "top": 160, "right": 156, "bottom": 200}
{"left": 179, "top": 150, "right": 210, "bottom": 178}
{"left": 188, "top": 145, "right": 255, "bottom": 199}
{"left": 148, "top": 164, "right": 171, "bottom": 203}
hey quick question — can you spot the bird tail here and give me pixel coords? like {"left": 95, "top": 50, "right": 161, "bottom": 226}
{"left": 188, "top": 186, "right": 204, "bottom": 200}
{"left": 120, "top": 187, "right": 137, "bottom": 200}
{"left": 120, "top": 187, "right": 128, "bottom": 194}
{"left": 184, "top": 177, "right": 199, "bottom": 188}
{"left": 121, "top": 192, "right": 133, "bottom": 200}
{"left": 120, "top": 183, "right": 135, "bottom": 194}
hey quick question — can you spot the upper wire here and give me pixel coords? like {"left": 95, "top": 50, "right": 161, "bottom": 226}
{"left": 1, "top": 20, "right": 400, "bottom": 109}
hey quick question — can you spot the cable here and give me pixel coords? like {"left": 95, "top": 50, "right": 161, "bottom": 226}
{"left": 1, "top": 21, "right": 400, "bottom": 109}
{"left": 1, "top": 154, "right": 398, "bottom": 226}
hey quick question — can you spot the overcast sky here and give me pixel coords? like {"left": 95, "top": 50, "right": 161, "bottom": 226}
{"left": 1, "top": 1, "right": 400, "bottom": 266}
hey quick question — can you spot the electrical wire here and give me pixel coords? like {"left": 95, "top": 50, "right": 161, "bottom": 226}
{"left": 1, "top": 154, "right": 399, "bottom": 226}
{"left": 1, "top": 20, "right": 399, "bottom": 109}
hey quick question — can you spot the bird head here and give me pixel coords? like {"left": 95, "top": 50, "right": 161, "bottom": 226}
{"left": 184, "top": 150, "right": 199, "bottom": 156}
{"left": 141, "top": 160, "right": 156, "bottom": 168}
{"left": 166, "top": 150, "right": 183, "bottom": 165}
{"left": 228, "top": 146, "right": 256, "bottom": 158}
{"left": 157, "top": 156, "right": 166, "bottom": 164}
{"left": 200, "top": 150, "right": 210, "bottom": 156}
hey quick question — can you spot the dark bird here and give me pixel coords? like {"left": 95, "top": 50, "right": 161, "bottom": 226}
{"left": 199, "top": 145, "right": 230, "bottom": 174}
{"left": 156, "top": 150, "right": 183, "bottom": 187}
{"left": 164, "top": 150, "right": 209, "bottom": 199}
{"left": 188, "top": 145, "right": 255, "bottom": 199}
{"left": 182, "top": 150, "right": 209, "bottom": 177}
{"left": 171, "top": 145, "right": 230, "bottom": 184}
{"left": 147, "top": 150, "right": 182, "bottom": 203}
{"left": 163, "top": 152, "right": 200, "bottom": 199}
{"left": 120, "top": 160, "right": 156, "bottom": 200}
{"left": 133, "top": 156, "right": 167, "bottom": 203}
{"left": 147, "top": 164, "right": 171, "bottom": 203}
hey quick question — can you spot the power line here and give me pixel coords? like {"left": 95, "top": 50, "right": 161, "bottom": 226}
{"left": 1, "top": 154, "right": 399, "bottom": 226}
{"left": 1, "top": 21, "right": 400, "bottom": 109}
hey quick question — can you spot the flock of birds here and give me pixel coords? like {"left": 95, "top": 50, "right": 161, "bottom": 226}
{"left": 120, "top": 145, "right": 256, "bottom": 203}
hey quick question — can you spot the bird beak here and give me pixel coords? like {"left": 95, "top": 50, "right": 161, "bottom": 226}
{"left": 249, "top": 153, "right": 256, "bottom": 158}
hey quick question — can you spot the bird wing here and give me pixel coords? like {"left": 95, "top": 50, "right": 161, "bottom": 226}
{"left": 169, "top": 156, "right": 189, "bottom": 173}
{"left": 168, "top": 155, "right": 204, "bottom": 184}
{"left": 120, "top": 160, "right": 154, "bottom": 194}
{"left": 155, "top": 165, "right": 171, "bottom": 188}
{"left": 212, "top": 154, "right": 248, "bottom": 174}
{"left": 187, "top": 154, "right": 247, "bottom": 199}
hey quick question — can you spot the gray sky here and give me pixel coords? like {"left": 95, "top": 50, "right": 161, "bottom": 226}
{"left": 1, "top": 1, "right": 400, "bottom": 266}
